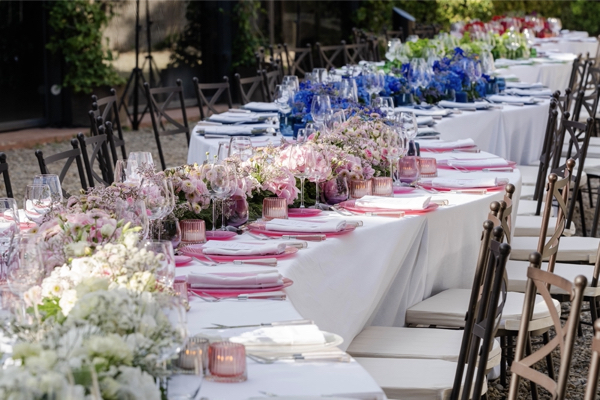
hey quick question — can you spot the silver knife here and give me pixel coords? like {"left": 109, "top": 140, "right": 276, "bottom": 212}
{"left": 204, "top": 319, "right": 314, "bottom": 329}
{"left": 364, "top": 211, "right": 405, "bottom": 218}
{"left": 233, "top": 258, "right": 278, "bottom": 266}
{"left": 281, "top": 234, "right": 326, "bottom": 242}
{"left": 482, "top": 167, "right": 514, "bottom": 172}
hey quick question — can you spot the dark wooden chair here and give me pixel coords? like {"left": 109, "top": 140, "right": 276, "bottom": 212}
{"left": 283, "top": 43, "right": 314, "bottom": 77}
{"left": 192, "top": 76, "right": 233, "bottom": 120}
{"left": 262, "top": 68, "right": 282, "bottom": 102}
{"left": 585, "top": 318, "right": 600, "bottom": 400}
{"left": 384, "top": 28, "right": 404, "bottom": 43}
{"left": 35, "top": 139, "right": 88, "bottom": 197}
{"left": 143, "top": 79, "right": 190, "bottom": 170}
{"left": 316, "top": 42, "right": 345, "bottom": 70}
{"left": 77, "top": 131, "right": 113, "bottom": 187}
{"left": 90, "top": 88, "right": 126, "bottom": 160}
{"left": 0, "top": 153, "right": 13, "bottom": 198}
{"left": 567, "top": 55, "right": 591, "bottom": 95}
{"left": 234, "top": 72, "right": 269, "bottom": 105}
{"left": 413, "top": 24, "right": 436, "bottom": 39}
{"left": 343, "top": 40, "right": 371, "bottom": 65}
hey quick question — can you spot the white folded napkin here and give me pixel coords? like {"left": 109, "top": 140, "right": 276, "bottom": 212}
{"left": 242, "top": 102, "right": 281, "bottom": 112}
{"left": 230, "top": 325, "right": 325, "bottom": 346}
{"left": 505, "top": 81, "right": 544, "bottom": 89}
{"left": 437, "top": 100, "right": 477, "bottom": 110}
{"left": 487, "top": 94, "right": 536, "bottom": 104}
{"left": 196, "top": 123, "right": 274, "bottom": 136}
{"left": 355, "top": 195, "right": 431, "bottom": 211}
{"left": 446, "top": 158, "right": 510, "bottom": 168}
{"left": 417, "top": 127, "right": 440, "bottom": 137}
{"left": 505, "top": 88, "right": 552, "bottom": 97}
{"left": 395, "top": 106, "right": 451, "bottom": 117}
{"left": 188, "top": 271, "right": 282, "bottom": 288}
{"left": 430, "top": 177, "right": 501, "bottom": 189}
{"left": 418, "top": 138, "right": 475, "bottom": 150}
{"left": 208, "top": 112, "right": 278, "bottom": 124}
{"left": 416, "top": 116, "right": 435, "bottom": 126}
{"left": 265, "top": 218, "right": 346, "bottom": 233}
{"left": 201, "top": 241, "right": 286, "bottom": 256}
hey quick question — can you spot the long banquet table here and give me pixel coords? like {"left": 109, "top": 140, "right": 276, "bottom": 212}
{"left": 187, "top": 100, "right": 549, "bottom": 166}
{"left": 178, "top": 152, "right": 522, "bottom": 398}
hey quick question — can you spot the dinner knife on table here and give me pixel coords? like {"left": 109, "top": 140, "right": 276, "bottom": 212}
{"left": 203, "top": 319, "right": 314, "bottom": 329}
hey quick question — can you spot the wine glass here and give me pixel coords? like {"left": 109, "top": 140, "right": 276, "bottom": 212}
{"left": 23, "top": 184, "right": 52, "bottom": 225}
{"left": 310, "top": 150, "right": 329, "bottom": 208}
{"left": 274, "top": 84, "right": 293, "bottom": 113}
{"left": 283, "top": 144, "right": 316, "bottom": 209}
{"left": 33, "top": 174, "right": 63, "bottom": 208}
{"left": 372, "top": 97, "right": 395, "bottom": 119}
{"left": 312, "top": 68, "right": 328, "bottom": 83}
{"left": 129, "top": 151, "right": 154, "bottom": 169}
{"left": 204, "top": 163, "right": 230, "bottom": 233}
{"left": 282, "top": 75, "right": 300, "bottom": 92}
{"left": 388, "top": 122, "right": 405, "bottom": 186}
{"left": 296, "top": 128, "right": 308, "bottom": 144}
{"left": 340, "top": 78, "right": 358, "bottom": 102}
{"left": 310, "top": 95, "right": 331, "bottom": 125}
{"left": 115, "top": 198, "right": 149, "bottom": 240}
{"left": 220, "top": 163, "right": 238, "bottom": 231}
{"left": 228, "top": 137, "right": 253, "bottom": 162}
{"left": 141, "top": 240, "right": 176, "bottom": 289}
{"left": 217, "top": 141, "right": 231, "bottom": 162}
{"left": 140, "top": 178, "right": 170, "bottom": 238}
{"left": 0, "top": 199, "right": 19, "bottom": 283}
{"left": 114, "top": 159, "right": 134, "bottom": 184}
{"left": 6, "top": 239, "right": 44, "bottom": 297}
{"left": 397, "top": 112, "right": 418, "bottom": 155}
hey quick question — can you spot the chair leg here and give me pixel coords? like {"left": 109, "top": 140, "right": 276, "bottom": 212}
{"left": 542, "top": 332, "right": 556, "bottom": 380}
{"left": 593, "top": 183, "right": 600, "bottom": 237}
{"left": 591, "top": 297, "right": 599, "bottom": 322}
{"left": 588, "top": 176, "right": 594, "bottom": 208}
{"left": 578, "top": 191, "right": 587, "bottom": 237}
{"left": 526, "top": 337, "right": 539, "bottom": 400}
{"left": 500, "top": 335, "right": 507, "bottom": 387}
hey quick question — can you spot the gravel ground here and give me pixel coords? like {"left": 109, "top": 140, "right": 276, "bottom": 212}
{"left": 2, "top": 128, "right": 600, "bottom": 398}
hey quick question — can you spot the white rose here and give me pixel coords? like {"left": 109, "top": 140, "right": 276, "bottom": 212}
{"left": 58, "top": 289, "right": 78, "bottom": 316}
{"left": 66, "top": 241, "right": 89, "bottom": 257}
{"left": 100, "top": 223, "right": 116, "bottom": 238}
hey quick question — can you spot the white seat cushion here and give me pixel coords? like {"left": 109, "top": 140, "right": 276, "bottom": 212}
{"left": 405, "top": 289, "right": 560, "bottom": 332}
{"left": 518, "top": 165, "right": 542, "bottom": 186}
{"left": 519, "top": 185, "right": 537, "bottom": 199}
{"left": 356, "top": 357, "right": 487, "bottom": 400}
{"left": 510, "top": 236, "right": 599, "bottom": 263}
{"left": 506, "top": 259, "right": 600, "bottom": 297}
{"left": 516, "top": 199, "right": 545, "bottom": 216}
{"left": 347, "top": 327, "right": 501, "bottom": 371}
{"left": 513, "top": 215, "right": 576, "bottom": 237}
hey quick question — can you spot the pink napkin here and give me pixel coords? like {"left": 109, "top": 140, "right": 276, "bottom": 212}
{"left": 187, "top": 271, "right": 283, "bottom": 289}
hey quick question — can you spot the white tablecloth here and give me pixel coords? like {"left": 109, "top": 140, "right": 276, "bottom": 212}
{"left": 178, "top": 155, "right": 522, "bottom": 398}
{"left": 495, "top": 62, "right": 572, "bottom": 91}
{"left": 434, "top": 100, "right": 550, "bottom": 165}
{"left": 535, "top": 38, "right": 597, "bottom": 57}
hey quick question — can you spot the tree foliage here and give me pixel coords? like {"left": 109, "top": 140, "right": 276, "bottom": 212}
{"left": 46, "top": 0, "right": 124, "bottom": 94}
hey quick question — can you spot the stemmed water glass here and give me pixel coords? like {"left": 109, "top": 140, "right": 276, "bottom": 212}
{"left": 116, "top": 198, "right": 149, "bottom": 240}
{"left": 340, "top": 78, "right": 358, "bottom": 102}
{"left": 372, "top": 97, "right": 395, "bottom": 119}
{"left": 33, "top": 174, "right": 63, "bottom": 208}
{"left": 283, "top": 143, "right": 316, "bottom": 209}
{"left": 397, "top": 111, "right": 418, "bottom": 155}
{"left": 0, "top": 199, "right": 19, "bottom": 283}
{"left": 114, "top": 159, "right": 133, "bottom": 184}
{"left": 282, "top": 75, "right": 300, "bottom": 92}
{"left": 387, "top": 121, "right": 405, "bottom": 186}
{"left": 6, "top": 237, "right": 44, "bottom": 306}
{"left": 228, "top": 137, "right": 253, "bottom": 161}
{"left": 310, "top": 95, "right": 331, "bottom": 127}
{"left": 141, "top": 240, "right": 176, "bottom": 289}
{"left": 310, "top": 151, "right": 329, "bottom": 208}
{"left": 203, "top": 162, "right": 230, "bottom": 233}
{"left": 312, "top": 68, "right": 328, "bottom": 83}
{"left": 220, "top": 163, "right": 238, "bottom": 231}
{"left": 23, "top": 184, "right": 52, "bottom": 225}
{"left": 140, "top": 177, "right": 171, "bottom": 239}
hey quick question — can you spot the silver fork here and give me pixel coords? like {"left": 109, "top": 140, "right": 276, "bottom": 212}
{"left": 189, "top": 291, "right": 223, "bottom": 302}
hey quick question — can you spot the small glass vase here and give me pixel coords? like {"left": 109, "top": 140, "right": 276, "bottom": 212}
{"left": 322, "top": 176, "right": 349, "bottom": 205}
{"left": 225, "top": 195, "right": 249, "bottom": 227}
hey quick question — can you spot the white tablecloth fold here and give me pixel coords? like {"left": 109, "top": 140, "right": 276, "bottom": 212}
{"left": 418, "top": 138, "right": 476, "bottom": 150}
{"left": 243, "top": 102, "right": 281, "bottom": 112}
{"left": 188, "top": 271, "right": 283, "bottom": 288}
{"left": 265, "top": 219, "right": 347, "bottom": 233}
{"left": 429, "top": 177, "right": 503, "bottom": 189}
{"left": 488, "top": 94, "right": 536, "bottom": 104}
{"left": 355, "top": 195, "right": 431, "bottom": 211}
{"left": 446, "top": 158, "right": 510, "bottom": 167}
{"left": 201, "top": 241, "right": 286, "bottom": 256}
{"left": 230, "top": 325, "right": 326, "bottom": 346}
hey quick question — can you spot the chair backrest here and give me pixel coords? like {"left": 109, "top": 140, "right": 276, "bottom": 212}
{"left": 234, "top": 72, "right": 268, "bottom": 105}
{"left": 568, "top": 55, "right": 590, "bottom": 94}
{"left": 192, "top": 76, "right": 233, "bottom": 120}
{"left": 144, "top": 79, "right": 190, "bottom": 171}
{"left": 283, "top": 43, "right": 314, "bottom": 77}
{"left": 384, "top": 28, "right": 404, "bottom": 43}
{"left": 573, "top": 66, "right": 600, "bottom": 124}
{"left": 508, "top": 252, "right": 587, "bottom": 400}
{"left": 262, "top": 68, "right": 282, "bottom": 102}
{"left": 77, "top": 131, "right": 113, "bottom": 188}
{"left": 413, "top": 24, "right": 436, "bottom": 39}
{"left": 35, "top": 139, "right": 88, "bottom": 197}
{"left": 343, "top": 40, "right": 371, "bottom": 65}
{"left": 0, "top": 153, "right": 13, "bottom": 198}
{"left": 90, "top": 88, "right": 127, "bottom": 160}
{"left": 102, "top": 120, "right": 125, "bottom": 168}
{"left": 316, "top": 42, "right": 345, "bottom": 70}
{"left": 532, "top": 100, "right": 560, "bottom": 209}
{"left": 487, "top": 184, "right": 516, "bottom": 244}
{"left": 556, "top": 115, "right": 594, "bottom": 229}
{"left": 451, "top": 224, "right": 510, "bottom": 400}
{"left": 585, "top": 318, "right": 600, "bottom": 400}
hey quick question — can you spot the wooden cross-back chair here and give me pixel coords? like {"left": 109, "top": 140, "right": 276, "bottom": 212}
{"left": 413, "top": 24, "right": 436, "bottom": 39}
{"left": 234, "top": 72, "right": 269, "bottom": 105}
{"left": 0, "top": 153, "right": 13, "bottom": 198}
{"left": 90, "top": 88, "right": 127, "bottom": 160}
{"left": 192, "top": 76, "right": 233, "bottom": 120}
{"left": 283, "top": 43, "right": 314, "bottom": 77}
{"left": 35, "top": 139, "right": 88, "bottom": 197}
{"left": 143, "top": 79, "right": 190, "bottom": 171}
{"left": 508, "top": 252, "right": 587, "bottom": 400}
{"left": 77, "top": 131, "right": 113, "bottom": 188}
{"left": 316, "top": 42, "right": 345, "bottom": 70}
{"left": 343, "top": 40, "right": 371, "bottom": 65}
{"left": 384, "top": 28, "right": 404, "bottom": 43}
{"left": 568, "top": 55, "right": 591, "bottom": 94}
{"left": 584, "top": 318, "right": 600, "bottom": 400}
{"left": 262, "top": 68, "right": 282, "bottom": 102}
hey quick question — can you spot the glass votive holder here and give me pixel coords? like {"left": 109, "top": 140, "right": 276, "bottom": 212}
{"left": 349, "top": 179, "right": 373, "bottom": 199}
{"left": 189, "top": 336, "right": 210, "bottom": 374}
{"left": 399, "top": 156, "right": 421, "bottom": 184}
{"left": 418, "top": 157, "right": 438, "bottom": 178}
{"left": 371, "top": 177, "right": 393, "bottom": 197}
{"left": 180, "top": 219, "right": 206, "bottom": 244}
{"left": 175, "top": 341, "right": 204, "bottom": 371}
{"left": 262, "top": 198, "right": 288, "bottom": 221}
{"left": 206, "top": 341, "right": 247, "bottom": 383}
{"left": 173, "top": 280, "right": 189, "bottom": 304}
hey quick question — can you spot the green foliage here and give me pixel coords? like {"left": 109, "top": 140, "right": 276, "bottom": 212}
{"left": 169, "top": 0, "right": 203, "bottom": 68}
{"left": 232, "top": 0, "right": 266, "bottom": 69}
{"left": 46, "top": 0, "right": 124, "bottom": 94}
